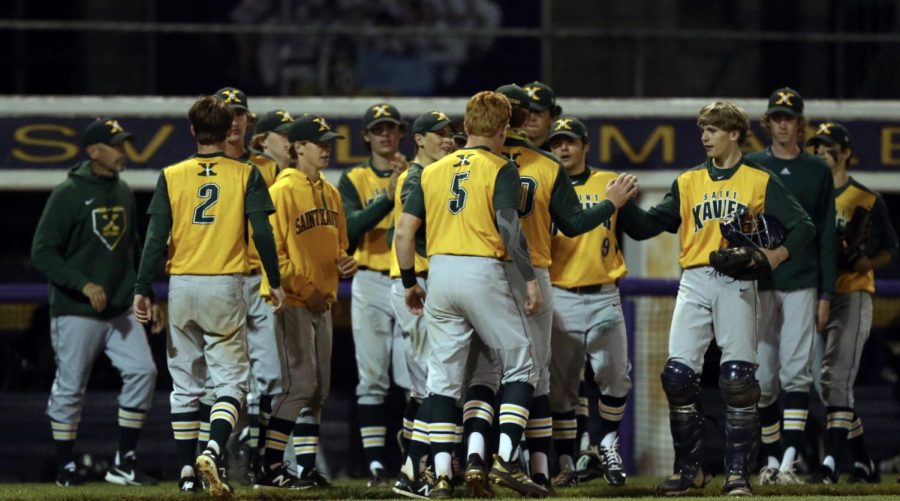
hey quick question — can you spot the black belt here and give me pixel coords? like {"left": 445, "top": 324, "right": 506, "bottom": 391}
{"left": 359, "top": 266, "right": 390, "bottom": 276}
{"left": 245, "top": 268, "right": 261, "bottom": 276}
{"left": 564, "top": 283, "right": 615, "bottom": 295}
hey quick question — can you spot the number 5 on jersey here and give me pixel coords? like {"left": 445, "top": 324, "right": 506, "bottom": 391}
{"left": 448, "top": 172, "right": 469, "bottom": 214}
{"left": 193, "top": 183, "right": 220, "bottom": 224}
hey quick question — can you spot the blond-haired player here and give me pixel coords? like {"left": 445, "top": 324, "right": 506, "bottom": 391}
{"left": 134, "top": 95, "right": 285, "bottom": 495}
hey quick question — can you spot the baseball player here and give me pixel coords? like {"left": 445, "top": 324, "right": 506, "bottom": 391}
{"left": 808, "top": 123, "right": 898, "bottom": 484}
{"left": 745, "top": 87, "right": 837, "bottom": 485}
{"left": 461, "top": 85, "right": 636, "bottom": 494}
{"left": 521, "top": 81, "right": 562, "bottom": 151}
{"left": 133, "top": 95, "right": 285, "bottom": 495}
{"left": 546, "top": 116, "right": 662, "bottom": 488}
{"left": 254, "top": 114, "right": 356, "bottom": 489}
{"left": 396, "top": 90, "right": 547, "bottom": 498}
{"left": 32, "top": 118, "right": 159, "bottom": 487}
{"left": 631, "top": 101, "right": 814, "bottom": 496}
{"left": 338, "top": 103, "right": 412, "bottom": 485}
{"left": 388, "top": 111, "right": 457, "bottom": 499}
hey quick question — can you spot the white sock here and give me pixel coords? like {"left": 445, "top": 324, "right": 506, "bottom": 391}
{"left": 579, "top": 432, "right": 591, "bottom": 452}
{"left": 467, "top": 432, "right": 485, "bottom": 459}
{"left": 530, "top": 452, "right": 548, "bottom": 477}
{"left": 401, "top": 457, "right": 415, "bottom": 478}
{"left": 780, "top": 446, "right": 797, "bottom": 471}
{"left": 498, "top": 434, "right": 515, "bottom": 462}
{"left": 207, "top": 440, "right": 220, "bottom": 456}
{"left": 600, "top": 431, "right": 618, "bottom": 449}
{"left": 296, "top": 465, "right": 306, "bottom": 476}
{"left": 180, "top": 465, "right": 195, "bottom": 478}
{"left": 823, "top": 456, "right": 836, "bottom": 471}
{"left": 369, "top": 460, "right": 385, "bottom": 475}
{"left": 64, "top": 461, "right": 76, "bottom": 472}
{"left": 435, "top": 452, "right": 453, "bottom": 479}
{"left": 853, "top": 461, "right": 871, "bottom": 475}
{"left": 767, "top": 456, "right": 780, "bottom": 469}
{"left": 559, "top": 454, "right": 575, "bottom": 472}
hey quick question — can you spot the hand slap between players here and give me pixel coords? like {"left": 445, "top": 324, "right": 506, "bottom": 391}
{"left": 605, "top": 173, "right": 639, "bottom": 208}
{"left": 405, "top": 284, "right": 426, "bottom": 316}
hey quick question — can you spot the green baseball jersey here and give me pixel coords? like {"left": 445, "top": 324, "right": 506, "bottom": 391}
{"left": 746, "top": 149, "right": 837, "bottom": 295}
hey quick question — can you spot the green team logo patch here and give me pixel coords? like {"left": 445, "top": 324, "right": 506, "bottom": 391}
{"left": 92, "top": 207, "right": 127, "bottom": 250}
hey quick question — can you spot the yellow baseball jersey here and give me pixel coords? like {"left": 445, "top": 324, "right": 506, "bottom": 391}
{"left": 338, "top": 161, "right": 394, "bottom": 271}
{"left": 246, "top": 152, "right": 280, "bottom": 272}
{"left": 501, "top": 132, "right": 559, "bottom": 268}
{"left": 261, "top": 168, "right": 349, "bottom": 307}
{"left": 551, "top": 169, "right": 626, "bottom": 288}
{"left": 151, "top": 152, "right": 272, "bottom": 275}
{"left": 389, "top": 166, "right": 429, "bottom": 278}
{"left": 834, "top": 180, "right": 878, "bottom": 294}
{"left": 403, "top": 147, "right": 520, "bottom": 258}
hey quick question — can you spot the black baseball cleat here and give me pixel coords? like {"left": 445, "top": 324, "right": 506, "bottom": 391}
{"left": 600, "top": 439, "right": 627, "bottom": 487}
{"left": 723, "top": 473, "right": 752, "bottom": 496}
{"left": 431, "top": 475, "right": 454, "bottom": 499}
{"left": 575, "top": 446, "right": 603, "bottom": 483}
{"left": 392, "top": 468, "right": 434, "bottom": 500}
{"left": 551, "top": 466, "right": 578, "bottom": 488}
{"left": 253, "top": 462, "right": 314, "bottom": 490}
{"left": 179, "top": 475, "right": 202, "bottom": 492}
{"left": 656, "top": 467, "right": 709, "bottom": 495}
{"left": 55, "top": 463, "right": 84, "bottom": 487}
{"left": 488, "top": 454, "right": 550, "bottom": 498}
{"left": 465, "top": 454, "right": 494, "bottom": 498}
{"left": 104, "top": 453, "right": 158, "bottom": 486}
{"left": 368, "top": 466, "right": 387, "bottom": 487}
{"left": 847, "top": 460, "right": 881, "bottom": 484}
{"left": 299, "top": 467, "right": 331, "bottom": 488}
{"left": 225, "top": 431, "right": 253, "bottom": 486}
{"left": 531, "top": 473, "right": 552, "bottom": 492}
{"left": 195, "top": 448, "right": 233, "bottom": 496}
{"left": 809, "top": 464, "right": 838, "bottom": 484}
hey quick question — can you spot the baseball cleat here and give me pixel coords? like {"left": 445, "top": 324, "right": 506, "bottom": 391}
{"left": 367, "top": 466, "right": 387, "bottom": 487}
{"left": 723, "top": 473, "right": 752, "bottom": 496}
{"left": 775, "top": 466, "right": 804, "bottom": 485}
{"left": 104, "top": 453, "right": 158, "bottom": 486}
{"left": 551, "top": 466, "right": 578, "bottom": 488}
{"left": 575, "top": 446, "right": 603, "bottom": 483}
{"left": 55, "top": 462, "right": 84, "bottom": 487}
{"left": 430, "top": 475, "right": 454, "bottom": 498}
{"left": 299, "top": 467, "right": 331, "bottom": 488}
{"left": 809, "top": 464, "right": 838, "bottom": 484}
{"left": 465, "top": 454, "right": 494, "bottom": 498}
{"left": 392, "top": 468, "right": 434, "bottom": 499}
{"left": 488, "top": 454, "right": 550, "bottom": 497}
{"left": 847, "top": 460, "right": 880, "bottom": 484}
{"left": 599, "top": 439, "right": 627, "bottom": 487}
{"left": 758, "top": 465, "right": 778, "bottom": 485}
{"left": 179, "top": 475, "right": 202, "bottom": 492}
{"left": 195, "top": 448, "right": 233, "bottom": 496}
{"left": 253, "top": 462, "right": 314, "bottom": 490}
{"left": 656, "top": 467, "right": 709, "bottom": 495}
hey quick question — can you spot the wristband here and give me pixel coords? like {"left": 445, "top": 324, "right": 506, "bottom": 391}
{"left": 401, "top": 267, "right": 418, "bottom": 289}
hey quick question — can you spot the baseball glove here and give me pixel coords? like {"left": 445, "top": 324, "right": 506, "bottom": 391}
{"left": 839, "top": 207, "right": 871, "bottom": 269}
{"left": 709, "top": 246, "right": 772, "bottom": 281}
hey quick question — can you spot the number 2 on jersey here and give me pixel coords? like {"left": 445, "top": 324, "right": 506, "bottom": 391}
{"left": 448, "top": 172, "right": 469, "bottom": 214}
{"left": 193, "top": 183, "right": 220, "bottom": 224}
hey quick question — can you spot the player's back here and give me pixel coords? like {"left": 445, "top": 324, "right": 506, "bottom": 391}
{"left": 420, "top": 147, "right": 512, "bottom": 258}
{"left": 163, "top": 152, "right": 254, "bottom": 275}
{"left": 835, "top": 178, "right": 882, "bottom": 294}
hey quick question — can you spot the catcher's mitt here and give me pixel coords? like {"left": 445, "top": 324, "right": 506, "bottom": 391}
{"left": 838, "top": 207, "right": 871, "bottom": 269}
{"left": 709, "top": 246, "right": 772, "bottom": 281}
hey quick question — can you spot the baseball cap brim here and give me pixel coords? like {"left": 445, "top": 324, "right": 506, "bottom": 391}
{"left": 548, "top": 130, "right": 583, "bottom": 141}
{"left": 108, "top": 132, "right": 134, "bottom": 145}
{"left": 416, "top": 119, "right": 452, "bottom": 135}
{"left": 767, "top": 106, "right": 799, "bottom": 117}
{"left": 806, "top": 135, "right": 836, "bottom": 146}
{"left": 367, "top": 117, "right": 402, "bottom": 128}
{"left": 271, "top": 123, "right": 293, "bottom": 134}
{"left": 314, "top": 131, "right": 345, "bottom": 141}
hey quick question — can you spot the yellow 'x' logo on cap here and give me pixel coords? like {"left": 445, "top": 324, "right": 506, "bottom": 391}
{"left": 524, "top": 85, "right": 541, "bottom": 101}
{"left": 817, "top": 122, "right": 833, "bottom": 135}
{"left": 431, "top": 111, "right": 449, "bottom": 122}
{"left": 105, "top": 120, "right": 123, "bottom": 134}
{"left": 775, "top": 91, "right": 794, "bottom": 106}
{"left": 554, "top": 118, "right": 573, "bottom": 131}
{"left": 221, "top": 89, "right": 242, "bottom": 104}
{"left": 372, "top": 105, "right": 391, "bottom": 118}
{"left": 312, "top": 117, "right": 331, "bottom": 131}
{"left": 276, "top": 110, "right": 293, "bottom": 122}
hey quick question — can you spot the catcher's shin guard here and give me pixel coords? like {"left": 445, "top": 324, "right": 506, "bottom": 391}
{"left": 661, "top": 360, "right": 704, "bottom": 474}
{"left": 719, "top": 361, "right": 760, "bottom": 478}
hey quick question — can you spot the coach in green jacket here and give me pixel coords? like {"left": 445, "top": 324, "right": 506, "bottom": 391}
{"left": 31, "top": 119, "right": 160, "bottom": 488}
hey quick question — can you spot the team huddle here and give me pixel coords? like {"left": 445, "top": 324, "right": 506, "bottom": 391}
{"left": 31, "top": 83, "right": 898, "bottom": 497}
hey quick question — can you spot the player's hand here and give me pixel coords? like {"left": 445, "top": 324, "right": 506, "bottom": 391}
{"left": 759, "top": 246, "right": 789, "bottom": 270}
{"left": 605, "top": 173, "right": 639, "bottom": 209}
{"left": 269, "top": 286, "right": 286, "bottom": 314}
{"left": 82, "top": 282, "right": 107, "bottom": 312}
{"left": 336, "top": 256, "right": 358, "bottom": 278}
{"left": 306, "top": 288, "right": 330, "bottom": 314}
{"left": 524, "top": 279, "right": 542, "bottom": 316}
{"left": 405, "top": 284, "right": 427, "bottom": 316}
{"left": 133, "top": 294, "right": 152, "bottom": 324}
{"left": 150, "top": 304, "right": 167, "bottom": 334}
{"left": 816, "top": 298, "right": 830, "bottom": 333}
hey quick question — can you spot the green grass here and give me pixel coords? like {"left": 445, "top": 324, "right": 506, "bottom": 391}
{"left": 1, "top": 477, "right": 899, "bottom": 500}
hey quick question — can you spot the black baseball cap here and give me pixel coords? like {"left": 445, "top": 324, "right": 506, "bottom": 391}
{"left": 807, "top": 122, "right": 851, "bottom": 148}
{"left": 254, "top": 110, "right": 295, "bottom": 135}
{"left": 495, "top": 84, "right": 531, "bottom": 110}
{"left": 288, "top": 115, "right": 345, "bottom": 142}
{"left": 215, "top": 87, "right": 249, "bottom": 112}
{"left": 412, "top": 111, "right": 452, "bottom": 135}
{"left": 522, "top": 81, "right": 562, "bottom": 115}
{"left": 766, "top": 87, "right": 804, "bottom": 117}
{"left": 547, "top": 116, "right": 588, "bottom": 142}
{"left": 364, "top": 103, "right": 402, "bottom": 129}
{"left": 82, "top": 118, "right": 134, "bottom": 148}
